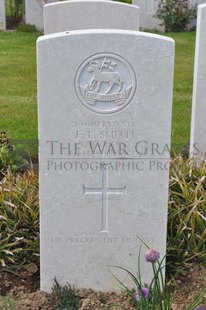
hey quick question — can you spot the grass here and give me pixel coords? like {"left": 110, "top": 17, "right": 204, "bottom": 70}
{"left": 0, "top": 30, "right": 196, "bottom": 158}
{"left": 0, "top": 293, "right": 16, "bottom": 309}
{"left": 0, "top": 31, "right": 40, "bottom": 158}
{"left": 167, "top": 32, "right": 196, "bottom": 152}
{"left": 51, "top": 279, "right": 81, "bottom": 310}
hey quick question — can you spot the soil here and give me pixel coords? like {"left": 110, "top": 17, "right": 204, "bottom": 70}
{"left": 0, "top": 264, "right": 205, "bottom": 309}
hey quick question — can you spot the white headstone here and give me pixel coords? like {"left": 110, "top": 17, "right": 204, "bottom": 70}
{"left": 189, "top": 0, "right": 206, "bottom": 29}
{"left": 189, "top": 0, "right": 206, "bottom": 7}
{"left": 132, "top": 0, "right": 164, "bottom": 31}
{"left": 38, "top": 29, "right": 174, "bottom": 292}
{"left": 25, "top": 0, "right": 57, "bottom": 32}
{"left": 44, "top": 0, "right": 139, "bottom": 35}
{"left": 190, "top": 4, "right": 206, "bottom": 161}
{"left": 0, "top": 0, "right": 6, "bottom": 31}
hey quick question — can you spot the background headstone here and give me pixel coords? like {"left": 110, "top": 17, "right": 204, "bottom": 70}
{"left": 0, "top": 0, "right": 6, "bottom": 31}
{"left": 189, "top": 0, "right": 206, "bottom": 29}
{"left": 38, "top": 29, "right": 174, "bottom": 292}
{"left": 189, "top": 0, "right": 206, "bottom": 7}
{"left": 190, "top": 4, "right": 206, "bottom": 161}
{"left": 25, "top": 0, "right": 57, "bottom": 32}
{"left": 132, "top": 0, "right": 164, "bottom": 31}
{"left": 44, "top": 0, "right": 139, "bottom": 34}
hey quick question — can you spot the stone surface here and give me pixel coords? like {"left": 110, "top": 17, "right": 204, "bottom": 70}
{"left": 0, "top": 0, "right": 6, "bottom": 31}
{"left": 25, "top": 0, "right": 57, "bottom": 32}
{"left": 190, "top": 4, "right": 206, "bottom": 161}
{"left": 132, "top": 0, "right": 164, "bottom": 31}
{"left": 189, "top": 0, "right": 206, "bottom": 29}
{"left": 44, "top": 0, "right": 139, "bottom": 35}
{"left": 189, "top": 0, "right": 206, "bottom": 7}
{"left": 37, "top": 29, "right": 174, "bottom": 292}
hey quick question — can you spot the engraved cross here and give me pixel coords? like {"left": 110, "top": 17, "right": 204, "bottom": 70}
{"left": 83, "top": 168, "right": 126, "bottom": 233}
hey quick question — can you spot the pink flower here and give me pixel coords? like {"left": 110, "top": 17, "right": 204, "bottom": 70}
{"left": 145, "top": 249, "right": 160, "bottom": 263}
{"left": 135, "top": 287, "right": 149, "bottom": 301}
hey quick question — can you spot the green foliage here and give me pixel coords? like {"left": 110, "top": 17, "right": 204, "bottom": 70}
{"left": 141, "top": 28, "right": 162, "bottom": 34}
{"left": 109, "top": 244, "right": 206, "bottom": 309}
{"left": 167, "top": 157, "right": 206, "bottom": 275}
{"left": 6, "top": 0, "right": 24, "bottom": 28}
{"left": 51, "top": 279, "right": 81, "bottom": 310}
{"left": 16, "top": 23, "right": 38, "bottom": 33}
{"left": 0, "top": 31, "right": 39, "bottom": 158}
{"left": 109, "top": 248, "right": 172, "bottom": 309}
{"left": 114, "top": 0, "right": 132, "bottom": 3}
{"left": 0, "top": 293, "right": 16, "bottom": 310}
{"left": 0, "top": 132, "right": 28, "bottom": 177}
{"left": 0, "top": 171, "right": 39, "bottom": 268}
{"left": 155, "top": 0, "right": 197, "bottom": 32}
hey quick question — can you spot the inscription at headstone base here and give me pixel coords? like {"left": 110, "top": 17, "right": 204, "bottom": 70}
{"left": 38, "top": 29, "right": 174, "bottom": 291}
{"left": 190, "top": 4, "right": 206, "bottom": 161}
{"left": 0, "top": 0, "right": 6, "bottom": 31}
{"left": 44, "top": 0, "right": 139, "bottom": 35}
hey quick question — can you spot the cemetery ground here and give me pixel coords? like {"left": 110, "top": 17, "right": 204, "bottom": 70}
{"left": 0, "top": 29, "right": 206, "bottom": 309}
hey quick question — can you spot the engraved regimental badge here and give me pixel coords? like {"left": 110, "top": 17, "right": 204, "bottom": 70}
{"left": 75, "top": 53, "right": 137, "bottom": 114}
